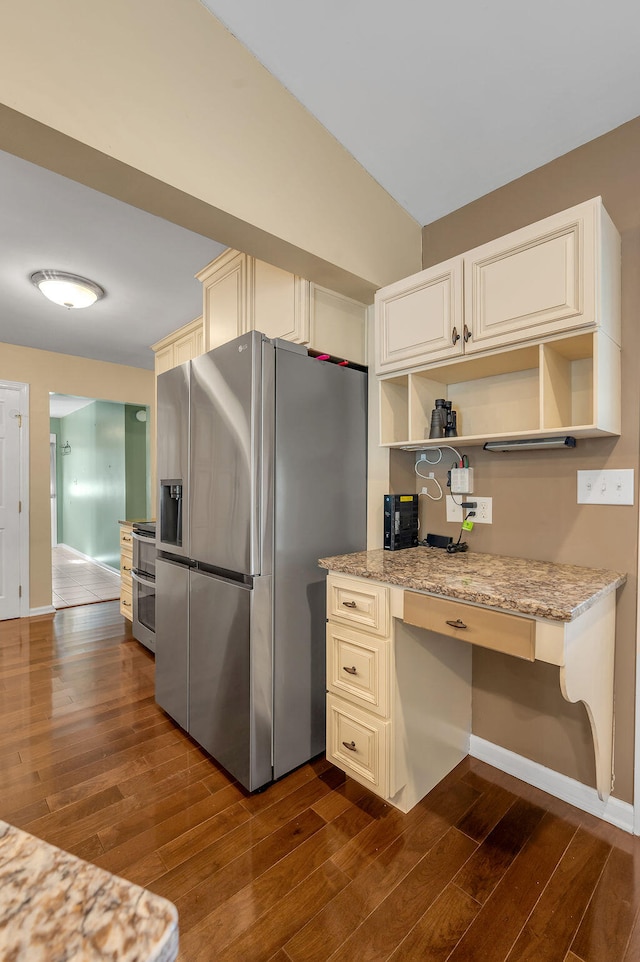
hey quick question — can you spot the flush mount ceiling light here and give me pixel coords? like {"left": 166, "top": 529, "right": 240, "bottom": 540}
{"left": 30, "top": 270, "right": 106, "bottom": 309}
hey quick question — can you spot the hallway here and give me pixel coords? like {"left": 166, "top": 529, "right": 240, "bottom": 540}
{"left": 52, "top": 545, "right": 120, "bottom": 609}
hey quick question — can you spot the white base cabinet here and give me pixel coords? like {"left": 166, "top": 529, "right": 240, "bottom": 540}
{"left": 325, "top": 573, "right": 472, "bottom": 813}
{"left": 325, "top": 570, "right": 617, "bottom": 813}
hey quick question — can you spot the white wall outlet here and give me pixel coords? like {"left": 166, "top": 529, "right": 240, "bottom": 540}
{"left": 446, "top": 495, "right": 492, "bottom": 524}
{"left": 577, "top": 469, "right": 634, "bottom": 505}
{"left": 473, "top": 496, "right": 493, "bottom": 523}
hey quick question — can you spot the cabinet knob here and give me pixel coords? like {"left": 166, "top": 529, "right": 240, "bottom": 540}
{"left": 451, "top": 326, "right": 461, "bottom": 345}
{"left": 463, "top": 324, "right": 472, "bottom": 343}
{"left": 342, "top": 740, "right": 357, "bottom": 752}
{"left": 445, "top": 618, "right": 467, "bottom": 629}
{"left": 342, "top": 665, "right": 357, "bottom": 675}
{"left": 342, "top": 600, "right": 357, "bottom": 609}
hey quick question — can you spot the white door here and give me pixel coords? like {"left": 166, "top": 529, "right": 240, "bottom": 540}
{"left": 0, "top": 387, "right": 22, "bottom": 620}
{"left": 50, "top": 434, "right": 58, "bottom": 547}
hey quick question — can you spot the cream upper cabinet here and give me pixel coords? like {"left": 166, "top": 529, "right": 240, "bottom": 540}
{"left": 375, "top": 257, "right": 463, "bottom": 374}
{"left": 463, "top": 197, "right": 621, "bottom": 354}
{"left": 246, "top": 259, "right": 310, "bottom": 343}
{"left": 197, "top": 249, "right": 367, "bottom": 362}
{"left": 374, "top": 197, "right": 620, "bottom": 376}
{"left": 198, "top": 249, "right": 308, "bottom": 350}
{"left": 151, "top": 316, "right": 204, "bottom": 376}
{"left": 197, "top": 250, "right": 247, "bottom": 353}
{"left": 309, "top": 284, "right": 367, "bottom": 365}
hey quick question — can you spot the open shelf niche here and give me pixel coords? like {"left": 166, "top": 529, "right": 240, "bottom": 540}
{"left": 379, "top": 331, "right": 620, "bottom": 448}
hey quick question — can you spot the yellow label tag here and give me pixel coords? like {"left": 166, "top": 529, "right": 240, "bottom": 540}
{"left": 399, "top": 496, "right": 413, "bottom": 502}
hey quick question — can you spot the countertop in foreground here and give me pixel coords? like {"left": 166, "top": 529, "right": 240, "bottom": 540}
{"left": 318, "top": 548, "right": 626, "bottom": 622}
{"left": 0, "top": 820, "right": 178, "bottom": 962}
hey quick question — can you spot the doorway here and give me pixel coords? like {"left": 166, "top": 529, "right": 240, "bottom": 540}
{"left": 50, "top": 393, "right": 150, "bottom": 609}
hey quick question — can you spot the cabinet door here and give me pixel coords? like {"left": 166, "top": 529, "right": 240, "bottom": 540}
{"left": 247, "top": 259, "right": 309, "bottom": 343}
{"left": 174, "top": 321, "right": 204, "bottom": 366}
{"left": 464, "top": 198, "right": 598, "bottom": 353}
{"left": 309, "top": 284, "right": 367, "bottom": 363}
{"left": 154, "top": 343, "right": 175, "bottom": 376}
{"left": 375, "top": 257, "right": 463, "bottom": 373}
{"left": 200, "top": 250, "right": 246, "bottom": 351}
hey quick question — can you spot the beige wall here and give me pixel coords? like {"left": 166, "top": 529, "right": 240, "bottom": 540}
{"left": 419, "top": 116, "right": 640, "bottom": 803}
{"left": 0, "top": 343, "right": 154, "bottom": 610}
{"left": 0, "top": 0, "right": 421, "bottom": 301}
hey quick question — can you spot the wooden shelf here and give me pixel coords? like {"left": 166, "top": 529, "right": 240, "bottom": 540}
{"left": 379, "top": 331, "right": 620, "bottom": 448}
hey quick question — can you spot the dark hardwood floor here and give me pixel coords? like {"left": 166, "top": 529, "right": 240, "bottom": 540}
{"left": 1, "top": 602, "right": 640, "bottom": 961}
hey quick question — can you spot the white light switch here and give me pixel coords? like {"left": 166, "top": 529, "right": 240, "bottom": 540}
{"left": 577, "top": 469, "right": 634, "bottom": 505}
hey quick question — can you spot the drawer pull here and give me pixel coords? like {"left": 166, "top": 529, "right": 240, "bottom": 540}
{"left": 122, "top": 536, "right": 132, "bottom": 542}
{"left": 122, "top": 600, "right": 132, "bottom": 607}
{"left": 123, "top": 565, "right": 131, "bottom": 572}
{"left": 342, "top": 740, "right": 357, "bottom": 752}
{"left": 342, "top": 600, "right": 357, "bottom": 609}
{"left": 446, "top": 618, "right": 468, "bottom": 629}
{"left": 342, "top": 665, "right": 357, "bottom": 675}
{"left": 452, "top": 326, "right": 460, "bottom": 345}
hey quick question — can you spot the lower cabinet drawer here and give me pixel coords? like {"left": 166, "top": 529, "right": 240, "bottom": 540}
{"left": 404, "top": 591, "right": 535, "bottom": 661}
{"left": 120, "top": 586, "right": 133, "bottom": 621}
{"left": 326, "top": 694, "right": 389, "bottom": 797}
{"left": 326, "top": 623, "right": 390, "bottom": 716}
{"left": 120, "top": 548, "right": 133, "bottom": 582}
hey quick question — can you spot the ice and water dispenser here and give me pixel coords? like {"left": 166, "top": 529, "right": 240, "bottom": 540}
{"left": 160, "top": 480, "right": 183, "bottom": 547}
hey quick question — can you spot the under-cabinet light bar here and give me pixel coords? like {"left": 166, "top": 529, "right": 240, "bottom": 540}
{"left": 483, "top": 436, "right": 577, "bottom": 453}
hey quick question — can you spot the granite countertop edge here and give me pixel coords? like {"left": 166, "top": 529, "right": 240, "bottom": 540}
{"left": 0, "top": 819, "right": 178, "bottom": 962}
{"left": 318, "top": 549, "right": 626, "bottom": 622}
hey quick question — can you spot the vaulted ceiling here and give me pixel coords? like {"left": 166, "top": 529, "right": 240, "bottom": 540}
{"left": 3, "top": 1, "right": 639, "bottom": 370}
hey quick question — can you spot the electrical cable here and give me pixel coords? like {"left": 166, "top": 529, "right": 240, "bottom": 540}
{"left": 414, "top": 444, "right": 464, "bottom": 467}
{"left": 417, "top": 475, "right": 443, "bottom": 501}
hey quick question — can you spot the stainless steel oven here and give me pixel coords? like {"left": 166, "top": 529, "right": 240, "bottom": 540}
{"left": 132, "top": 522, "right": 156, "bottom": 653}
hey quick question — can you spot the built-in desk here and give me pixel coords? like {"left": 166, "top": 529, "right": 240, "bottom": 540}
{"left": 318, "top": 549, "right": 625, "bottom": 814}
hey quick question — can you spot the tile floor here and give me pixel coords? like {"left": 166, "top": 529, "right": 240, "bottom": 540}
{"left": 52, "top": 545, "right": 121, "bottom": 609}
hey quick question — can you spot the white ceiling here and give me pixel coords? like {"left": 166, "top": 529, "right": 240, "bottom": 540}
{"left": 201, "top": 0, "right": 640, "bottom": 225}
{"left": 3, "top": 2, "right": 640, "bottom": 371}
{"left": 0, "top": 149, "right": 225, "bottom": 371}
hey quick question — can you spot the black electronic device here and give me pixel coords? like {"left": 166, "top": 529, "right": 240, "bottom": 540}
{"left": 384, "top": 494, "right": 419, "bottom": 550}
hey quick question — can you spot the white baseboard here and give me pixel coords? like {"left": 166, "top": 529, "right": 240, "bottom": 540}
{"left": 470, "top": 735, "right": 634, "bottom": 835}
{"left": 29, "top": 605, "right": 56, "bottom": 617}
{"left": 55, "top": 543, "right": 119, "bottom": 576}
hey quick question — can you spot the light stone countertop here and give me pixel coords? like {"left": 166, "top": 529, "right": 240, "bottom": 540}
{"left": 0, "top": 820, "right": 178, "bottom": 962}
{"left": 319, "top": 548, "right": 626, "bottom": 622}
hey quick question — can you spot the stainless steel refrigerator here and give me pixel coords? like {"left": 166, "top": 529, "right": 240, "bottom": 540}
{"left": 155, "top": 331, "right": 367, "bottom": 791}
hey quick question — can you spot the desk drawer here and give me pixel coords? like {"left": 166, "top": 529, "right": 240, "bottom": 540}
{"left": 326, "top": 694, "right": 389, "bottom": 797}
{"left": 327, "top": 624, "right": 390, "bottom": 716}
{"left": 327, "top": 575, "right": 389, "bottom": 637}
{"left": 404, "top": 591, "right": 535, "bottom": 661}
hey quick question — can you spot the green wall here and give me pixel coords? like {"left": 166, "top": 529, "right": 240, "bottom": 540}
{"left": 51, "top": 401, "right": 149, "bottom": 570}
